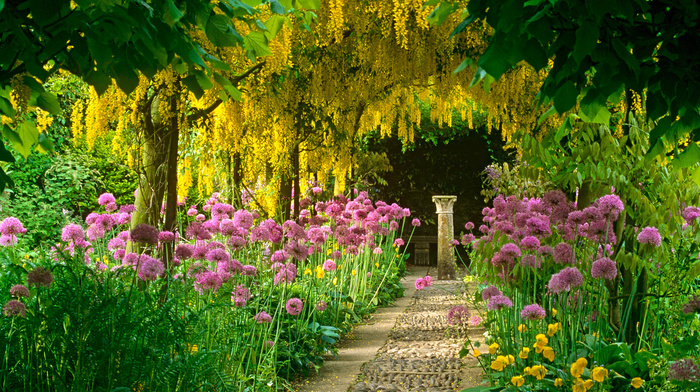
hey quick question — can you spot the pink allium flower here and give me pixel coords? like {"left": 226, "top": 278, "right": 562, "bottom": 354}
{"left": 591, "top": 257, "right": 618, "bottom": 280}
{"left": 233, "top": 210, "right": 254, "bottom": 230}
{"left": 415, "top": 278, "right": 427, "bottom": 290}
{"left": 9, "top": 284, "right": 29, "bottom": 298}
{"left": 411, "top": 218, "right": 421, "bottom": 227}
{"left": 97, "top": 193, "right": 116, "bottom": 206}
{"left": 205, "top": 248, "right": 231, "bottom": 264}
{"left": 538, "top": 246, "right": 553, "bottom": 257}
{"left": 682, "top": 295, "right": 700, "bottom": 314}
{"left": 597, "top": 194, "right": 624, "bottom": 219}
{"left": 469, "top": 315, "right": 482, "bottom": 327}
{"left": 316, "top": 300, "right": 327, "bottom": 311}
{"left": 108, "top": 237, "right": 126, "bottom": 251}
{"left": 669, "top": 358, "right": 700, "bottom": 381}
{"left": 481, "top": 285, "right": 502, "bottom": 301}
{"left": 424, "top": 275, "right": 433, "bottom": 286}
{"left": 27, "top": 267, "right": 53, "bottom": 288}
{"left": 520, "top": 236, "right": 540, "bottom": 250}
{"left": 637, "top": 226, "right": 661, "bottom": 247}
{"left": 446, "top": 305, "right": 471, "bottom": 325}
{"left": 241, "top": 265, "right": 257, "bottom": 276}
{"left": 461, "top": 233, "right": 476, "bottom": 246}
{"left": 394, "top": 238, "right": 405, "bottom": 247}
{"left": 138, "top": 257, "right": 164, "bottom": 281}
{"left": 61, "top": 224, "right": 85, "bottom": 243}
{"left": 323, "top": 259, "right": 337, "bottom": 272}
{"left": 0, "top": 217, "right": 26, "bottom": 236}
{"left": 227, "top": 236, "right": 246, "bottom": 250}
{"left": 175, "top": 244, "right": 194, "bottom": 260}
{"left": 389, "top": 221, "right": 399, "bottom": 231}
{"left": 520, "top": 303, "right": 546, "bottom": 320}
{"left": 553, "top": 242, "right": 574, "bottom": 264}
{"left": 195, "top": 214, "right": 205, "bottom": 222}
{"left": 264, "top": 340, "right": 275, "bottom": 348}
{"left": 232, "top": 285, "right": 251, "bottom": 307}
{"left": 158, "top": 231, "right": 175, "bottom": 242}
{"left": 271, "top": 250, "right": 288, "bottom": 263}
{"left": 130, "top": 223, "right": 159, "bottom": 245}
{"left": 286, "top": 298, "right": 303, "bottom": 316}
{"left": 254, "top": 311, "right": 273, "bottom": 323}
{"left": 486, "top": 295, "right": 513, "bottom": 311}
{"left": 274, "top": 263, "right": 297, "bottom": 285}
{"left": 500, "top": 243, "right": 521, "bottom": 258}
{"left": 3, "top": 300, "right": 26, "bottom": 317}
{"left": 548, "top": 267, "right": 583, "bottom": 293}
{"left": 0, "top": 234, "right": 17, "bottom": 247}
{"left": 312, "top": 186, "right": 322, "bottom": 195}
{"left": 465, "top": 222, "right": 475, "bottom": 230}
{"left": 682, "top": 207, "right": 700, "bottom": 224}
{"left": 194, "top": 271, "right": 223, "bottom": 294}
{"left": 373, "top": 247, "right": 383, "bottom": 254}
{"left": 187, "top": 206, "right": 197, "bottom": 216}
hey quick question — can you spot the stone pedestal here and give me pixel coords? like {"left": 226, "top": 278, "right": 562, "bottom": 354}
{"left": 432, "top": 195, "right": 457, "bottom": 280}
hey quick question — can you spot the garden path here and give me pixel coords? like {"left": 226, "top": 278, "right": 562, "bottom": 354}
{"left": 291, "top": 266, "right": 485, "bottom": 392}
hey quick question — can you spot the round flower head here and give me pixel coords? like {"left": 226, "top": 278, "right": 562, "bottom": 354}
{"left": 3, "top": 300, "right": 26, "bottom": 317}
{"left": 446, "top": 305, "right": 471, "bottom": 325}
{"left": 553, "top": 242, "right": 574, "bottom": 264}
{"left": 194, "top": 271, "right": 223, "bottom": 294}
{"left": 548, "top": 267, "right": 583, "bottom": 293}
{"left": 315, "top": 300, "right": 328, "bottom": 311}
{"left": 9, "top": 284, "right": 29, "bottom": 298}
{"left": 205, "top": 248, "right": 231, "bottom": 264}
{"left": 487, "top": 295, "right": 513, "bottom": 311}
{"left": 0, "top": 217, "right": 26, "bottom": 236}
{"left": 158, "top": 231, "right": 176, "bottom": 242}
{"left": 254, "top": 311, "right": 273, "bottom": 323}
{"left": 411, "top": 218, "right": 421, "bottom": 227}
{"left": 61, "top": 223, "right": 85, "bottom": 243}
{"left": 424, "top": 275, "right": 433, "bottom": 286}
{"left": 414, "top": 278, "right": 427, "bottom": 290}
{"left": 521, "top": 304, "right": 546, "bottom": 320}
{"left": 285, "top": 298, "right": 303, "bottom": 316}
{"left": 669, "top": 358, "right": 700, "bottom": 381}
{"left": 233, "top": 209, "right": 254, "bottom": 230}
{"left": 481, "top": 285, "right": 503, "bottom": 301}
{"left": 500, "top": 243, "right": 521, "bottom": 258}
{"left": 0, "top": 234, "right": 17, "bottom": 247}
{"left": 465, "top": 222, "right": 475, "bottom": 230}
{"left": 130, "top": 223, "right": 159, "bottom": 245}
{"left": 138, "top": 257, "right": 164, "bottom": 281}
{"left": 174, "top": 244, "right": 194, "bottom": 260}
{"left": 520, "top": 236, "right": 540, "bottom": 250}
{"left": 323, "top": 259, "right": 337, "bottom": 272}
{"left": 597, "top": 194, "right": 624, "bottom": 219}
{"left": 683, "top": 206, "right": 700, "bottom": 224}
{"left": 682, "top": 295, "right": 700, "bottom": 314}
{"left": 591, "top": 257, "right": 618, "bottom": 280}
{"left": 241, "top": 265, "right": 257, "bottom": 277}
{"left": 27, "top": 267, "right": 53, "bottom": 288}
{"left": 469, "top": 315, "right": 482, "bottom": 326}
{"left": 97, "top": 193, "right": 116, "bottom": 206}
{"left": 637, "top": 226, "right": 661, "bottom": 247}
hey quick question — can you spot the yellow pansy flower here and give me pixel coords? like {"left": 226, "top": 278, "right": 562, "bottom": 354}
{"left": 473, "top": 349, "right": 481, "bottom": 357}
{"left": 491, "top": 356, "right": 508, "bottom": 371}
{"left": 530, "top": 365, "right": 547, "bottom": 380}
{"left": 630, "top": 377, "right": 644, "bottom": 389}
{"left": 304, "top": 268, "right": 312, "bottom": 275}
{"left": 511, "top": 375, "right": 524, "bottom": 387}
{"left": 542, "top": 346, "right": 555, "bottom": 361}
{"left": 332, "top": 277, "right": 337, "bottom": 285}
{"left": 315, "top": 266, "right": 325, "bottom": 279}
{"left": 554, "top": 378, "right": 563, "bottom": 387}
{"left": 552, "top": 308, "right": 557, "bottom": 317}
{"left": 489, "top": 342, "right": 499, "bottom": 354}
{"left": 519, "top": 347, "right": 530, "bottom": 359}
{"left": 575, "top": 357, "right": 588, "bottom": 368}
{"left": 547, "top": 322, "right": 561, "bottom": 336}
{"left": 352, "top": 269, "right": 356, "bottom": 276}
{"left": 583, "top": 379, "right": 594, "bottom": 389}
{"left": 505, "top": 354, "right": 515, "bottom": 365}
{"left": 523, "top": 366, "right": 531, "bottom": 376}
{"left": 572, "top": 378, "right": 586, "bottom": 392}
{"left": 375, "top": 262, "right": 380, "bottom": 268}
{"left": 518, "top": 324, "right": 527, "bottom": 332}
{"left": 591, "top": 367, "right": 608, "bottom": 382}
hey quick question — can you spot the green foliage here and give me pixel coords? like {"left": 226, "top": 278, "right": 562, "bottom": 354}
{"left": 440, "top": 0, "right": 700, "bottom": 160}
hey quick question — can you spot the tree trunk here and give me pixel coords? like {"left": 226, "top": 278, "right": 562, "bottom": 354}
{"left": 233, "top": 152, "right": 243, "bottom": 208}
{"left": 292, "top": 142, "right": 300, "bottom": 220}
{"left": 279, "top": 168, "right": 292, "bottom": 222}
{"left": 162, "top": 88, "right": 180, "bottom": 270}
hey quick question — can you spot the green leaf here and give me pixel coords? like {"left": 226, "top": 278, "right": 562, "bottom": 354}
{"left": 264, "top": 14, "right": 287, "bottom": 39}
{"left": 18, "top": 120, "right": 39, "bottom": 150}
{"left": 35, "top": 133, "right": 54, "bottom": 154}
{"left": 0, "top": 138, "right": 15, "bottom": 163}
{"left": 579, "top": 90, "right": 611, "bottom": 124}
{"left": 673, "top": 143, "right": 700, "bottom": 169}
{"left": 165, "top": 0, "right": 184, "bottom": 26}
{"left": 477, "top": 35, "right": 514, "bottom": 79}
{"left": 0, "top": 167, "right": 13, "bottom": 193}
{"left": 0, "top": 96, "right": 16, "bottom": 117}
{"left": 553, "top": 80, "right": 579, "bottom": 113}
{"left": 2, "top": 125, "right": 29, "bottom": 158}
{"left": 36, "top": 92, "right": 61, "bottom": 115}
{"left": 206, "top": 14, "right": 240, "bottom": 47}
{"left": 428, "top": 2, "right": 455, "bottom": 26}
{"left": 612, "top": 38, "right": 640, "bottom": 79}
{"left": 453, "top": 57, "right": 474, "bottom": 75}
{"left": 181, "top": 75, "right": 204, "bottom": 99}
{"left": 0, "top": 0, "right": 5, "bottom": 13}
{"left": 243, "top": 31, "right": 271, "bottom": 57}
{"left": 269, "top": 0, "right": 285, "bottom": 14}
{"left": 297, "top": 0, "right": 320, "bottom": 9}
{"left": 574, "top": 22, "right": 599, "bottom": 65}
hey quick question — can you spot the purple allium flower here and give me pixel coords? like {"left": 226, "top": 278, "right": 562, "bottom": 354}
{"left": 469, "top": 315, "right": 482, "bottom": 326}
{"left": 446, "top": 305, "right": 471, "bottom": 325}
{"left": 553, "top": 242, "right": 574, "bottom": 264}
{"left": 521, "top": 304, "right": 546, "bottom": 320}
{"left": 130, "top": 223, "right": 159, "bottom": 245}
{"left": 3, "top": 300, "right": 26, "bottom": 317}
{"left": 0, "top": 234, "right": 17, "bottom": 247}
{"left": 233, "top": 210, "right": 254, "bottom": 230}
{"left": 538, "top": 246, "right": 553, "bottom": 257}
{"left": 315, "top": 300, "right": 328, "bottom": 311}
{"left": 591, "top": 257, "right": 618, "bottom": 280}
{"left": 482, "top": 285, "right": 503, "bottom": 301}
{"left": 123, "top": 252, "right": 139, "bottom": 265}
{"left": 138, "top": 257, "right": 164, "bottom": 281}
{"left": 27, "top": 267, "right": 53, "bottom": 288}
{"left": 682, "top": 295, "right": 700, "bottom": 314}
{"left": 194, "top": 271, "right": 223, "bottom": 294}
{"left": 487, "top": 295, "right": 513, "bottom": 311}
{"left": 254, "top": 311, "right": 273, "bottom": 323}
{"left": 158, "top": 231, "right": 176, "bottom": 242}
{"left": 520, "top": 236, "right": 541, "bottom": 250}
{"left": 286, "top": 298, "right": 303, "bottom": 316}
{"left": 415, "top": 278, "right": 427, "bottom": 290}
{"left": 227, "top": 236, "right": 246, "bottom": 250}
{"left": 9, "top": 284, "right": 29, "bottom": 298}
{"left": 187, "top": 206, "right": 197, "bottom": 216}
{"left": 264, "top": 340, "right": 274, "bottom": 348}
{"left": 373, "top": 247, "right": 383, "bottom": 254}
{"left": 389, "top": 220, "right": 399, "bottom": 231}
{"left": 192, "top": 246, "right": 208, "bottom": 260}
{"left": 548, "top": 267, "right": 583, "bottom": 293}
{"left": 241, "top": 265, "right": 257, "bottom": 277}
{"left": 284, "top": 241, "right": 309, "bottom": 261}
{"left": 543, "top": 190, "right": 567, "bottom": 207}
{"left": 97, "top": 193, "right": 116, "bottom": 206}
{"left": 567, "top": 211, "right": 587, "bottom": 225}
{"left": 271, "top": 250, "right": 288, "bottom": 263}
{"left": 500, "top": 243, "right": 521, "bottom": 258}
{"left": 323, "top": 259, "right": 337, "bottom": 272}
{"left": 683, "top": 207, "right": 700, "bottom": 224}
{"left": 597, "top": 194, "right": 624, "bottom": 219}
{"left": 465, "top": 222, "right": 475, "bottom": 230}
{"left": 175, "top": 244, "right": 194, "bottom": 260}
{"left": 61, "top": 224, "right": 85, "bottom": 243}
{"left": 205, "top": 248, "right": 231, "bottom": 264}
{"left": 120, "top": 204, "right": 137, "bottom": 214}
{"left": 669, "top": 358, "right": 700, "bottom": 381}
{"left": 411, "top": 218, "right": 421, "bottom": 227}
{"left": 637, "top": 226, "right": 661, "bottom": 247}
{"left": 0, "top": 217, "right": 27, "bottom": 236}
{"left": 232, "top": 285, "right": 251, "bottom": 307}
{"left": 108, "top": 237, "right": 126, "bottom": 251}
{"left": 394, "top": 238, "right": 405, "bottom": 247}
{"left": 274, "top": 263, "right": 297, "bottom": 285}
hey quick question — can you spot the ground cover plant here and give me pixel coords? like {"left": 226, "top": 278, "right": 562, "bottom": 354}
{"left": 456, "top": 124, "right": 700, "bottom": 392}
{"left": 0, "top": 190, "right": 416, "bottom": 391}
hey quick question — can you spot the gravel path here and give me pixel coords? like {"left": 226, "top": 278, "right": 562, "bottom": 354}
{"left": 291, "top": 266, "right": 485, "bottom": 392}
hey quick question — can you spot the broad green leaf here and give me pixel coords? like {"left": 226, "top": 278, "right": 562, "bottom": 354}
{"left": 553, "top": 81, "right": 579, "bottom": 113}
{"left": 0, "top": 0, "right": 5, "bottom": 13}
{"left": 35, "top": 133, "right": 54, "bottom": 154}
{"left": 2, "top": 125, "right": 30, "bottom": 158}
{"left": 264, "top": 14, "right": 286, "bottom": 39}
{"left": 181, "top": 75, "right": 205, "bottom": 99}
{"left": 0, "top": 167, "right": 13, "bottom": 193}
{"left": 297, "top": 0, "right": 320, "bottom": 9}
{"left": 269, "top": 0, "right": 285, "bottom": 14}
{"left": 36, "top": 92, "right": 61, "bottom": 115}
{"left": 244, "top": 31, "right": 272, "bottom": 57}
{"left": 612, "top": 38, "right": 640, "bottom": 79}
{"left": 428, "top": 2, "right": 455, "bottom": 26}
{"left": 206, "top": 14, "right": 240, "bottom": 47}
{"left": 224, "top": 85, "right": 242, "bottom": 101}
{"left": 18, "top": 120, "right": 39, "bottom": 150}
{"left": 0, "top": 138, "right": 15, "bottom": 162}
{"left": 453, "top": 57, "right": 474, "bottom": 75}
{"left": 537, "top": 104, "right": 557, "bottom": 126}
{"left": 579, "top": 90, "right": 611, "bottom": 124}
{"left": 693, "top": 167, "right": 700, "bottom": 188}
{"left": 165, "top": 0, "right": 184, "bottom": 26}
{"left": 0, "top": 96, "right": 16, "bottom": 117}
{"left": 477, "top": 36, "right": 514, "bottom": 79}
{"left": 672, "top": 143, "right": 700, "bottom": 169}
{"left": 194, "top": 70, "right": 214, "bottom": 90}
{"left": 574, "top": 22, "right": 599, "bottom": 65}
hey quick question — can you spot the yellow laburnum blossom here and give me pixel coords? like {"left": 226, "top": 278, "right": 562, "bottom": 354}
{"left": 519, "top": 347, "right": 530, "bottom": 359}
{"left": 630, "top": 377, "right": 644, "bottom": 388}
{"left": 511, "top": 375, "right": 524, "bottom": 387}
{"left": 530, "top": 365, "right": 546, "bottom": 380}
{"left": 592, "top": 367, "right": 608, "bottom": 382}
{"left": 518, "top": 324, "right": 527, "bottom": 332}
{"left": 542, "top": 346, "right": 555, "bottom": 361}
{"left": 554, "top": 378, "right": 563, "bottom": 387}
{"left": 489, "top": 342, "right": 499, "bottom": 354}
{"left": 473, "top": 349, "right": 481, "bottom": 357}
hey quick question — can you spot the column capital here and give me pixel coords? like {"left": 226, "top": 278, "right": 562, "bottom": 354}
{"left": 432, "top": 195, "right": 457, "bottom": 214}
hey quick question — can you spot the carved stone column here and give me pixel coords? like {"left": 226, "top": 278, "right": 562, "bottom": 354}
{"left": 432, "top": 195, "right": 457, "bottom": 280}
